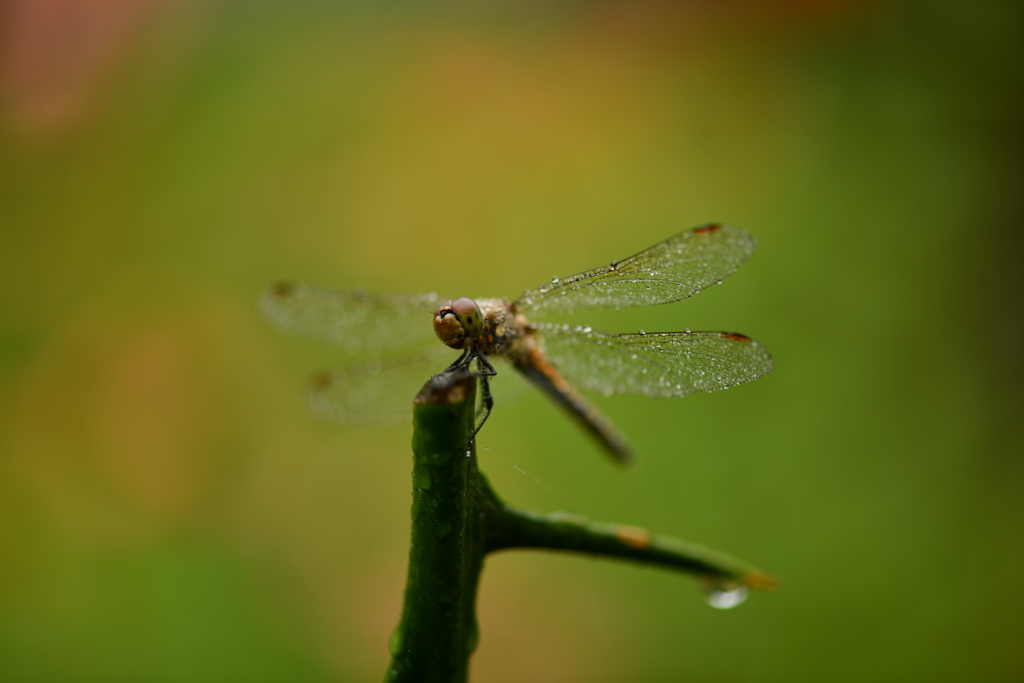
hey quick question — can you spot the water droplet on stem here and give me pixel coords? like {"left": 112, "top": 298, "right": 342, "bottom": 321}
{"left": 699, "top": 576, "right": 749, "bottom": 609}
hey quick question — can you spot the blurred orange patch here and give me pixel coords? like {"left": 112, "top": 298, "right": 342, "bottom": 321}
{"left": 91, "top": 326, "right": 204, "bottom": 517}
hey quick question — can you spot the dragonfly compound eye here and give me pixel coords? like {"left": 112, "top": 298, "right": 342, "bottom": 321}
{"left": 433, "top": 298, "right": 484, "bottom": 348}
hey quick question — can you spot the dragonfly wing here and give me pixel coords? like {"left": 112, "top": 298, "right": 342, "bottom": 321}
{"left": 260, "top": 282, "right": 441, "bottom": 352}
{"left": 537, "top": 325, "right": 773, "bottom": 397}
{"left": 307, "top": 346, "right": 459, "bottom": 422}
{"left": 306, "top": 348, "right": 527, "bottom": 423}
{"left": 516, "top": 224, "right": 755, "bottom": 314}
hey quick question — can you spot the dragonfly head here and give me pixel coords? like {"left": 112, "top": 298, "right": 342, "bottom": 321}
{"left": 434, "top": 298, "right": 484, "bottom": 349}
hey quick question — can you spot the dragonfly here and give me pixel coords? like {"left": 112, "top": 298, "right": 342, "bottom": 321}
{"left": 261, "top": 223, "right": 772, "bottom": 464}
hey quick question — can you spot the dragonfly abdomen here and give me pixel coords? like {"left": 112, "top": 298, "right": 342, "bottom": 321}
{"left": 512, "top": 347, "right": 633, "bottom": 465}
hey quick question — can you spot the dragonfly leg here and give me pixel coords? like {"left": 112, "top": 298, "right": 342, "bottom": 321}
{"left": 470, "top": 373, "right": 494, "bottom": 440}
{"left": 467, "top": 352, "right": 496, "bottom": 441}
{"left": 473, "top": 352, "right": 497, "bottom": 378}
{"left": 445, "top": 349, "right": 470, "bottom": 372}
{"left": 439, "top": 351, "right": 497, "bottom": 443}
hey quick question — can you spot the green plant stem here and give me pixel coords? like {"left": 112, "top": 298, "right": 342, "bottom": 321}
{"left": 385, "top": 370, "right": 483, "bottom": 683}
{"left": 385, "top": 371, "right": 777, "bottom": 682}
{"left": 479, "top": 480, "right": 778, "bottom": 591}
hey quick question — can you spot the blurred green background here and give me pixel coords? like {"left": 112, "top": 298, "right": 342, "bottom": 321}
{"left": 2, "top": 1, "right": 1022, "bottom": 681}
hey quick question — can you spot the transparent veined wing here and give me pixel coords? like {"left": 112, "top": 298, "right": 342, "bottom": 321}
{"left": 515, "top": 224, "right": 755, "bottom": 315}
{"left": 305, "top": 347, "right": 456, "bottom": 423}
{"left": 306, "top": 347, "right": 531, "bottom": 423}
{"left": 535, "top": 324, "right": 773, "bottom": 397}
{"left": 260, "top": 281, "right": 441, "bottom": 353}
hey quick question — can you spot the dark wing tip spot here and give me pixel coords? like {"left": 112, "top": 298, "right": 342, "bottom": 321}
{"left": 693, "top": 223, "right": 723, "bottom": 234}
{"left": 270, "top": 280, "right": 298, "bottom": 298}
{"left": 720, "top": 332, "right": 752, "bottom": 342}
{"left": 309, "top": 371, "right": 334, "bottom": 391}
